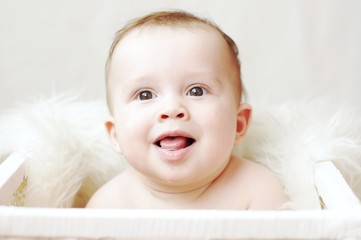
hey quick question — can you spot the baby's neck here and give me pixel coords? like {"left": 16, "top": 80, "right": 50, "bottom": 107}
{"left": 145, "top": 183, "right": 211, "bottom": 207}
{"left": 132, "top": 171, "right": 223, "bottom": 208}
{"left": 128, "top": 159, "right": 232, "bottom": 208}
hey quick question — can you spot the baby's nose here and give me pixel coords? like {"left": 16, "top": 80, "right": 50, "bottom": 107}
{"left": 160, "top": 112, "right": 185, "bottom": 120}
{"left": 158, "top": 102, "right": 189, "bottom": 121}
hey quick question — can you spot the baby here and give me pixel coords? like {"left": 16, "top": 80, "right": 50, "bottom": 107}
{"left": 87, "top": 11, "right": 289, "bottom": 210}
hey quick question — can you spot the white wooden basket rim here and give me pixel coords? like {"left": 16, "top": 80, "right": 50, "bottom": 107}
{"left": 1, "top": 207, "right": 361, "bottom": 239}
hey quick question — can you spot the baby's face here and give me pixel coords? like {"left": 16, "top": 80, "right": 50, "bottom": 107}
{"left": 107, "top": 26, "right": 250, "bottom": 191}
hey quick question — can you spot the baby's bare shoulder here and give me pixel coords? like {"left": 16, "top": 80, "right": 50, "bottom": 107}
{"left": 86, "top": 170, "right": 134, "bottom": 208}
{"left": 228, "top": 157, "right": 289, "bottom": 210}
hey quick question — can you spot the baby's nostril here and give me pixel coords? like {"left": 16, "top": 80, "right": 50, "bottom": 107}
{"left": 177, "top": 113, "right": 184, "bottom": 118}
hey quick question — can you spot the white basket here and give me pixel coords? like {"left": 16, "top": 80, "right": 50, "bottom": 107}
{"left": 1, "top": 150, "right": 360, "bottom": 239}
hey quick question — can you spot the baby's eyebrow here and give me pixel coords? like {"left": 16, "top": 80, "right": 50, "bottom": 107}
{"left": 117, "top": 76, "right": 150, "bottom": 94}
{"left": 189, "top": 73, "right": 223, "bottom": 86}
{"left": 178, "top": 72, "right": 221, "bottom": 90}
{"left": 184, "top": 71, "right": 219, "bottom": 81}
{"left": 125, "top": 74, "right": 155, "bottom": 85}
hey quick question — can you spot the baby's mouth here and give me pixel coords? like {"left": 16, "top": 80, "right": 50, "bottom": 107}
{"left": 155, "top": 136, "right": 195, "bottom": 151}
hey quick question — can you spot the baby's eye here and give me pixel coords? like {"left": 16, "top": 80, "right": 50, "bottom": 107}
{"left": 138, "top": 90, "right": 154, "bottom": 100}
{"left": 187, "top": 86, "right": 206, "bottom": 97}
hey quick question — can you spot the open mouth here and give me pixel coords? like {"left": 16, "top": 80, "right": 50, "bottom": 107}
{"left": 155, "top": 136, "right": 195, "bottom": 151}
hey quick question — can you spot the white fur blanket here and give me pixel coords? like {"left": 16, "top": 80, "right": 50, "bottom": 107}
{"left": 0, "top": 97, "right": 125, "bottom": 207}
{"left": 0, "top": 97, "right": 360, "bottom": 209}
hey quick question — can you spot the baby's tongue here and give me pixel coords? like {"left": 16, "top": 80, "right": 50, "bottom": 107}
{"left": 160, "top": 137, "right": 188, "bottom": 150}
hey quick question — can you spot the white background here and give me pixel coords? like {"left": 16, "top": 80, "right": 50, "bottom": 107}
{"left": 1, "top": 0, "right": 360, "bottom": 109}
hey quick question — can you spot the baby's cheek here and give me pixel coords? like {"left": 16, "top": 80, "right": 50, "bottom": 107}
{"left": 121, "top": 120, "right": 143, "bottom": 142}
{"left": 209, "top": 104, "right": 237, "bottom": 130}
{"left": 206, "top": 110, "right": 237, "bottom": 148}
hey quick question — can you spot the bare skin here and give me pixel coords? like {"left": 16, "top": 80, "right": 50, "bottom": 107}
{"left": 87, "top": 156, "right": 288, "bottom": 209}
{"left": 87, "top": 24, "right": 289, "bottom": 210}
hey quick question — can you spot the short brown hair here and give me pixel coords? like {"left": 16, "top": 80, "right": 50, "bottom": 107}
{"left": 106, "top": 10, "right": 244, "bottom": 112}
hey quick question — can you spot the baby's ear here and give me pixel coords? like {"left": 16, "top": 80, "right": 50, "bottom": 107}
{"left": 105, "top": 117, "right": 122, "bottom": 154}
{"left": 235, "top": 103, "right": 252, "bottom": 144}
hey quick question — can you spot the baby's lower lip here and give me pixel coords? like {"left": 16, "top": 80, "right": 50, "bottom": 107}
{"left": 154, "top": 142, "right": 195, "bottom": 162}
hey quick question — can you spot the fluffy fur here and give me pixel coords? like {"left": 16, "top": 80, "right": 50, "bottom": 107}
{"left": 0, "top": 96, "right": 125, "bottom": 207}
{"left": 0, "top": 97, "right": 360, "bottom": 209}
{"left": 234, "top": 99, "right": 361, "bottom": 209}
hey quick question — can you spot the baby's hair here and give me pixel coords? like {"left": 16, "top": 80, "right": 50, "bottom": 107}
{"left": 106, "top": 10, "right": 245, "bottom": 112}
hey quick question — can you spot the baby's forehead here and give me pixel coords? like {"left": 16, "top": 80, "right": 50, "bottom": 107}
{"left": 117, "top": 24, "right": 227, "bottom": 49}
{"left": 111, "top": 26, "right": 237, "bottom": 74}
{"left": 111, "top": 25, "right": 238, "bottom": 78}
{"left": 110, "top": 24, "right": 241, "bottom": 97}
{"left": 110, "top": 24, "right": 240, "bottom": 78}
